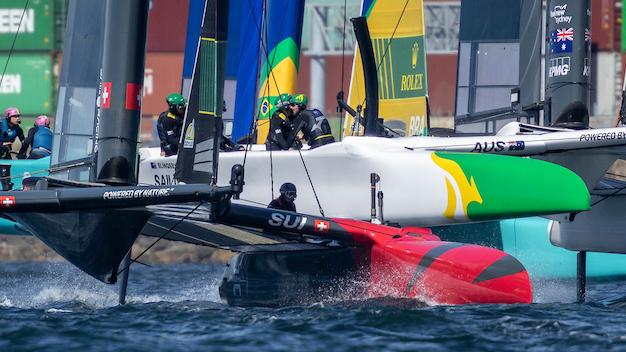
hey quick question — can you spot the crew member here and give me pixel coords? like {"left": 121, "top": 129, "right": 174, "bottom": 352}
{"left": 18, "top": 115, "right": 52, "bottom": 159}
{"left": 157, "top": 93, "right": 186, "bottom": 156}
{"left": 0, "top": 107, "right": 25, "bottom": 159}
{"left": 290, "top": 94, "right": 335, "bottom": 149}
{"left": 265, "top": 94, "right": 299, "bottom": 151}
{"left": 268, "top": 182, "right": 297, "bottom": 212}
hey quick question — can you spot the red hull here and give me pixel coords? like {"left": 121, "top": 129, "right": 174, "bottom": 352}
{"left": 333, "top": 219, "right": 533, "bottom": 304}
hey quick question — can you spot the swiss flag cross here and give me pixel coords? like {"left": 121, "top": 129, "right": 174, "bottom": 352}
{"left": 101, "top": 82, "right": 112, "bottom": 108}
{"left": 314, "top": 219, "right": 330, "bottom": 234}
{"left": 125, "top": 83, "right": 142, "bottom": 111}
{"left": 0, "top": 196, "right": 15, "bottom": 208}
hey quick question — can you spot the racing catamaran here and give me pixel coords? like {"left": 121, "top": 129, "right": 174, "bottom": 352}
{"left": 0, "top": 0, "right": 573, "bottom": 306}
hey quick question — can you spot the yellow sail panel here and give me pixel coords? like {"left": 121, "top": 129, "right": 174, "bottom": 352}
{"left": 344, "top": 0, "right": 428, "bottom": 137}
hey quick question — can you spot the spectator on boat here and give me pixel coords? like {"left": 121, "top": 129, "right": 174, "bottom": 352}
{"left": 0, "top": 107, "right": 25, "bottom": 159}
{"left": 265, "top": 93, "right": 299, "bottom": 151}
{"left": 268, "top": 182, "right": 297, "bottom": 212}
{"left": 290, "top": 94, "right": 335, "bottom": 149}
{"left": 17, "top": 115, "right": 53, "bottom": 159}
{"left": 157, "top": 93, "right": 186, "bottom": 157}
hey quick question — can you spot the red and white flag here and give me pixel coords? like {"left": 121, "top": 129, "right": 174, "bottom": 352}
{"left": 0, "top": 196, "right": 15, "bottom": 208}
{"left": 314, "top": 219, "right": 330, "bottom": 234}
{"left": 101, "top": 82, "right": 112, "bottom": 108}
{"left": 126, "top": 83, "right": 142, "bottom": 111}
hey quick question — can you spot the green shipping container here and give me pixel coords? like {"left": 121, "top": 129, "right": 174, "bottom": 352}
{"left": 0, "top": 0, "right": 54, "bottom": 51}
{"left": 0, "top": 53, "right": 52, "bottom": 115}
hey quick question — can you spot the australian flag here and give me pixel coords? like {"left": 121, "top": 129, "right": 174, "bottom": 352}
{"left": 551, "top": 28, "right": 574, "bottom": 53}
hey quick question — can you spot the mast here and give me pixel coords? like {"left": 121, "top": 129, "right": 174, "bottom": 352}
{"left": 96, "top": 0, "right": 149, "bottom": 185}
{"left": 351, "top": 16, "right": 380, "bottom": 137}
{"left": 545, "top": 0, "right": 591, "bottom": 126}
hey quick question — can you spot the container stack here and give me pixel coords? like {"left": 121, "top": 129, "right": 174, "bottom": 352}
{"left": 141, "top": 0, "right": 190, "bottom": 145}
{"left": 0, "top": 0, "right": 66, "bottom": 128}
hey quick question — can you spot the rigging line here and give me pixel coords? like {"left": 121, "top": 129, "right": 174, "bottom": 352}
{"left": 0, "top": 0, "right": 30, "bottom": 92}
{"left": 296, "top": 148, "right": 325, "bottom": 217}
{"left": 358, "top": 0, "right": 410, "bottom": 109}
{"left": 117, "top": 201, "right": 205, "bottom": 276}
{"left": 243, "top": 0, "right": 269, "bottom": 139}
{"left": 590, "top": 186, "right": 626, "bottom": 208}
{"left": 340, "top": 0, "right": 348, "bottom": 93}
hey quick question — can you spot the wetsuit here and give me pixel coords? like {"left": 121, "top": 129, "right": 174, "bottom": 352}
{"left": 268, "top": 195, "right": 296, "bottom": 212}
{"left": 292, "top": 109, "right": 335, "bottom": 149}
{"left": 265, "top": 109, "right": 297, "bottom": 151}
{"left": 0, "top": 119, "right": 24, "bottom": 159}
{"left": 157, "top": 111, "right": 183, "bottom": 156}
{"left": 18, "top": 126, "right": 52, "bottom": 159}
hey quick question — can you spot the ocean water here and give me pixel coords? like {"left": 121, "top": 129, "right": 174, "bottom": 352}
{"left": 2, "top": 262, "right": 626, "bottom": 352}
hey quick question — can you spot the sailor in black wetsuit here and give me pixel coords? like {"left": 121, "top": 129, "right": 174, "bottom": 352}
{"left": 157, "top": 93, "right": 186, "bottom": 156}
{"left": 268, "top": 182, "right": 297, "bottom": 212}
{"left": 290, "top": 94, "right": 335, "bottom": 149}
{"left": 265, "top": 93, "right": 299, "bottom": 151}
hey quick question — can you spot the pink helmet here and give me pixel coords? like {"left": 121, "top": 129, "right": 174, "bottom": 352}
{"left": 4, "top": 107, "right": 20, "bottom": 118}
{"left": 35, "top": 115, "right": 50, "bottom": 127}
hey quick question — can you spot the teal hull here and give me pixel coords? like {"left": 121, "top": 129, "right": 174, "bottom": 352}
{"left": 434, "top": 217, "right": 626, "bottom": 280}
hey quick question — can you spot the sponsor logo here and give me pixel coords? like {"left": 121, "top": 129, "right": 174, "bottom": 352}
{"left": 101, "top": 82, "right": 112, "bottom": 108}
{"left": 0, "top": 196, "right": 15, "bottom": 207}
{"left": 0, "top": 74, "right": 20, "bottom": 94}
{"left": 411, "top": 42, "right": 419, "bottom": 69}
{"left": 154, "top": 174, "right": 178, "bottom": 185}
{"left": 400, "top": 73, "right": 423, "bottom": 92}
{"left": 314, "top": 219, "right": 330, "bottom": 233}
{"left": 0, "top": 9, "right": 34, "bottom": 34}
{"left": 268, "top": 213, "right": 307, "bottom": 230}
{"left": 183, "top": 120, "right": 194, "bottom": 148}
{"left": 150, "top": 162, "right": 176, "bottom": 169}
{"left": 550, "top": 4, "right": 572, "bottom": 24}
{"left": 580, "top": 132, "right": 626, "bottom": 142}
{"left": 102, "top": 187, "right": 174, "bottom": 200}
{"left": 550, "top": 28, "right": 573, "bottom": 54}
{"left": 549, "top": 57, "right": 570, "bottom": 77}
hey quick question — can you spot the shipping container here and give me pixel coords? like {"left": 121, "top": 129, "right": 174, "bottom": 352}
{"left": 0, "top": 53, "right": 52, "bottom": 115}
{"left": 0, "top": 0, "right": 54, "bottom": 51}
{"left": 146, "top": 0, "right": 189, "bottom": 52}
{"left": 427, "top": 53, "right": 457, "bottom": 117}
{"left": 591, "top": 0, "right": 618, "bottom": 52}
{"left": 142, "top": 52, "right": 184, "bottom": 115}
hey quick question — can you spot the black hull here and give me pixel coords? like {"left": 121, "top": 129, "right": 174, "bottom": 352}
{"left": 219, "top": 244, "right": 364, "bottom": 307}
{"left": 8, "top": 209, "right": 151, "bottom": 283}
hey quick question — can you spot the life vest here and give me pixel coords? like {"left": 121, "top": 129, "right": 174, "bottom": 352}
{"left": 32, "top": 126, "right": 53, "bottom": 151}
{"left": 0, "top": 118, "right": 17, "bottom": 143}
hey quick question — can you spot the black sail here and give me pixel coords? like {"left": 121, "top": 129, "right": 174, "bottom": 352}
{"left": 175, "top": 0, "right": 230, "bottom": 184}
{"left": 51, "top": 0, "right": 105, "bottom": 181}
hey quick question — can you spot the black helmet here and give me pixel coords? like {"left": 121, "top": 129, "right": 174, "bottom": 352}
{"left": 280, "top": 182, "right": 297, "bottom": 202}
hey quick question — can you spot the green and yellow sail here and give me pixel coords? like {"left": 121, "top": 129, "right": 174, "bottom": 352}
{"left": 255, "top": 0, "right": 305, "bottom": 144}
{"left": 344, "top": 0, "right": 429, "bottom": 137}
